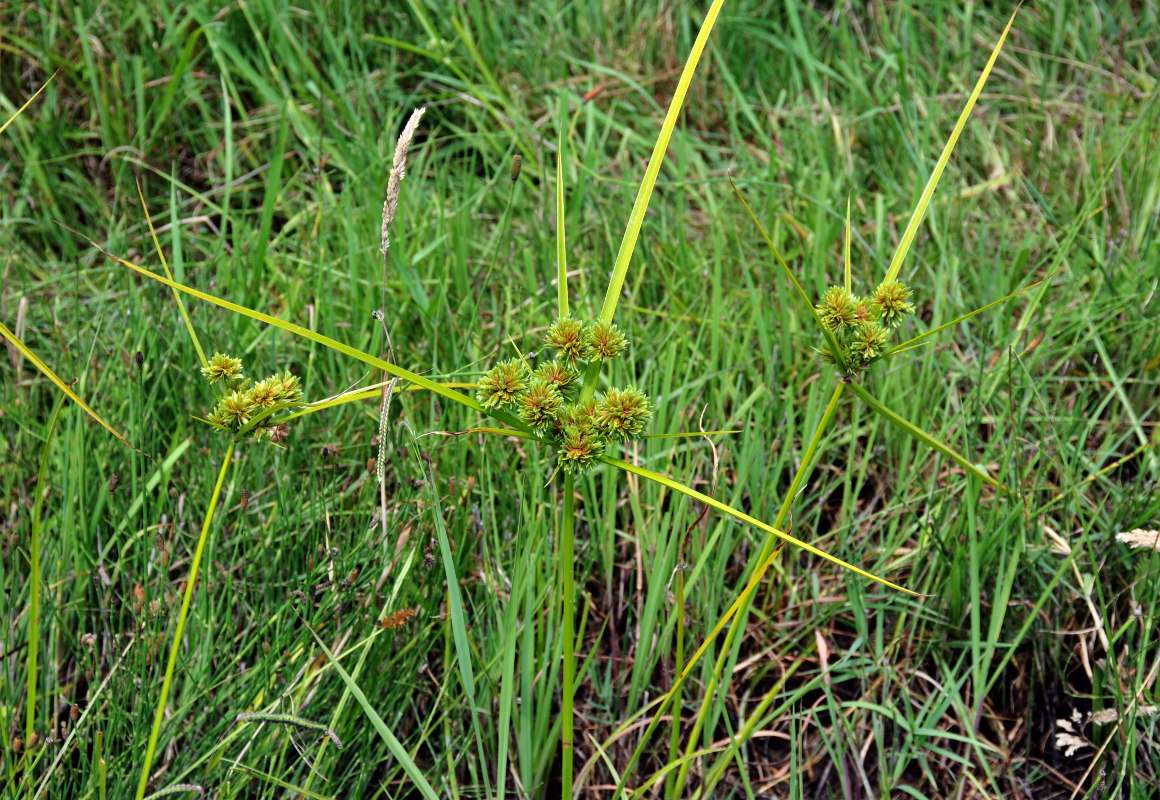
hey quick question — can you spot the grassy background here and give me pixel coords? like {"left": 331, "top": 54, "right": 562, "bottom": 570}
{"left": 3, "top": 0, "right": 1159, "bottom": 797}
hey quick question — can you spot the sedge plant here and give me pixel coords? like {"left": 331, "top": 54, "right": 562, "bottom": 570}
{"left": 26, "top": 4, "right": 1046, "bottom": 799}
{"left": 67, "top": 2, "right": 917, "bottom": 795}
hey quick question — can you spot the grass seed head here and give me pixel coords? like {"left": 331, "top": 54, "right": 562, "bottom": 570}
{"left": 477, "top": 358, "right": 529, "bottom": 408}
{"left": 1116, "top": 528, "right": 1160, "bottom": 551}
{"left": 510, "top": 153, "right": 522, "bottom": 181}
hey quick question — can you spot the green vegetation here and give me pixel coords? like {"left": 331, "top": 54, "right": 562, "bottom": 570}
{"left": 3, "top": 1, "right": 1159, "bottom": 798}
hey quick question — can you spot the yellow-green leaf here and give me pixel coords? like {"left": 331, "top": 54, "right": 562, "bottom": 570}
{"left": 882, "top": 8, "right": 1018, "bottom": 285}
{"left": 0, "top": 320, "right": 130, "bottom": 447}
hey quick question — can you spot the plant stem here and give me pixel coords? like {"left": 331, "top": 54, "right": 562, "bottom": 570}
{"left": 671, "top": 382, "right": 845, "bottom": 795}
{"left": 135, "top": 440, "right": 235, "bottom": 800}
{"left": 560, "top": 472, "right": 576, "bottom": 798}
{"left": 26, "top": 397, "right": 64, "bottom": 778}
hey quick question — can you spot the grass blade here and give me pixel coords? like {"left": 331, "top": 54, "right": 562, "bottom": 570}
{"left": 845, "top": 381, "right": 1003, "bottom": 492}
{"left": 602, "top": 456, "right": 912, "bottom": 592}
{"left": 882, "top": 8, "right": 1018, "bottom": 284}
{"left": 136, "top": 441, "right": 235, "bottom": 800}
{"left": 884, "top": 276, "right": 1047, "bottom": 356}
{"left": 0, "top": 71, "right": 57, "bottom": 136}
{"left": 298, "top": 617, "right": 440, "bottom": 800}
{"left": 26, "top": 396, "right": 64, "bottom": 747}
{"left": 731, "top": 180, "right": 850, "bottom": 371}
{"left": 595, "top": 0, "right": 725, "bottom": 327}
{"left": 557, "top": 121, "right": 568, "bottom": 318}
{"left": 137, "top": 182, "right": 209, "bottom": 369}
{"left": 63, "top": 224, "right": 537, "bottom": 436}
{"left": 0, "top": 320, "right": 130, "bottom": 447}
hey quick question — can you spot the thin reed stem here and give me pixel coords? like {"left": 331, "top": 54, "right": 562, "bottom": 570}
{"left": 135, "top": 440, "right": 235, "bottom": 800}
{"left": 26, "top": 397, "right": 64, "bottom": 782}
{"left": 560, "top": 472, "right": 576, "bottom": 798}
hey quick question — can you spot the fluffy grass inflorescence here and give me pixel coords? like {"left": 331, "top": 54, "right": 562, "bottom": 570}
{"left": 476, "top": 316, "right": 651, "bottom": 472}
{"left": 815, "top": 280, "right": 917, "bottom": 373}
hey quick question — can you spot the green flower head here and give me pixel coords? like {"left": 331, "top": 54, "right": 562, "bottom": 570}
{"left": 594, "top": 386, "right": 651, "bottom": 441}
{"left": 816, "top": 286, "right": 859, "bottom": 332}
{"left": 871, "top": 280, "right": 915, "bottom": 327}
{"left": 554, "top": 398, "right": 599, "bottom": 438}
{"left": 274, "top": 370, "right": 303, "bottom": 404}
{"left": 516, "top": 379, "right": 563, "bottom": 431}
{"left": 477, "top": 358, "right": 529, "bottom": 408}
{"left": 534, "top": 360, "right": 579, "bottom": 397}
{"left": 213, "top": 390, "right": 255, "bottom": 430}
{"left": 247, "top": 378, "right": 281, "bottom": 409}
{"left": 545, "top": 317, "right": 589, "bottom": 367}
{"left": 557, "top": 426, "right": 605, "bottom": 474}
{"left": 202, "top": 352, "right": 243, "bottom": 384}
{"left": 850, "top": 321, "right": 890, "bottom": 363}
{"left": 586, "top": 320, "right": 628, "bottom": 361}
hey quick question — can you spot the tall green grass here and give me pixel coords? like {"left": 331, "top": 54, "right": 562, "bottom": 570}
{"left": 3, "top": 1, "right": 1160, "bottom": 797}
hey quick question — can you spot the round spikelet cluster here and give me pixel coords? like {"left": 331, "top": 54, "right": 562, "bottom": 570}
{"left": 475, "top": 317, "right": 652, "bottom": 473}
{"left": 203, "top": 352, "right": 305, "bottom": 440}
{"left": 814, "top": 280, "right": 916, "bottom": 374}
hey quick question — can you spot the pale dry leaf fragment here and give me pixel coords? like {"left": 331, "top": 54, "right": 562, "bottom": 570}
{"left": 1044, "top": 524, "right": 1071, "bottom": 556}
{"left": 1055, "top": 711, "right": 1091, "bottom": 757}
{"left": 1089, "top": 708, "right": 1118, "bottom": 725}
{"left": 1115, "top": 528, "right": 1160, "bottom": 552}
{"left": 1055, "top": 732, "right": 1090, "bottom": 757}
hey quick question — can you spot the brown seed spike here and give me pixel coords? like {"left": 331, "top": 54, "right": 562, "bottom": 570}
{"left": 109, "top": 472, "right": 120, "bottom": 494}
{"left": 510, "top": 153, "right": 522, "bottom": 181}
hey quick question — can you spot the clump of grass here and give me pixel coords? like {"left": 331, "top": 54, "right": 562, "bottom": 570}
{"left": 134, "top": 353, "right": 306, "bottom": 800}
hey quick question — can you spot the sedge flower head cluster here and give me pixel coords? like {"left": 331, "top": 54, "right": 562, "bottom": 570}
{"left": 203, "top": 353, "right": 305, "bottom": 441}
{"left": 476, "top": 316, "right": 652, "bottom": 473}
{"left": 814, "top": 280, "right": 917, "bottom": 374}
